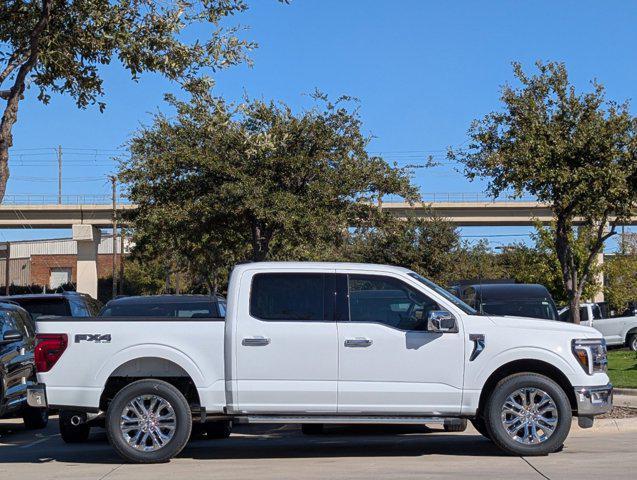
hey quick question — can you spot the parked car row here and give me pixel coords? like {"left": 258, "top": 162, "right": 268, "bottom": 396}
{"left": 0, "top": 291, "right": 226, "bottom": 436}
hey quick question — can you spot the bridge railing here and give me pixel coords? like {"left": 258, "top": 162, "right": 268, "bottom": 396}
{"left": 1, "top": 194, "right": 131, "bottom": 205}
{"left": 0, "top": 192, "right": 539, "bottom": 205}
{"left": 383, "top": 192, "right": 538, "bottom": 203}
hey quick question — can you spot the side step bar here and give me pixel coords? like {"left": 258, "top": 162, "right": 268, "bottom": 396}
{"left": 234, "top": 415, "right": 464, "bottom": 426}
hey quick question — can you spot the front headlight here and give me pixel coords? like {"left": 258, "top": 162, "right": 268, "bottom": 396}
{"left": 572, "top": 339, "right": 607, "bottom": 375}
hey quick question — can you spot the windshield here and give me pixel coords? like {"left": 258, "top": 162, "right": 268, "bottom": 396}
{"left": 407, "top": 272, "right": 478, "bottom": 315}
{"left": 480, "top": 299, "right": 557, "bottom": 320}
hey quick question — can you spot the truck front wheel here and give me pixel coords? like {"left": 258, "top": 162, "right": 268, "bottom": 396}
{"left": 484, "top": 373, "right": 571, "bottom": 456}
{"left": 628, "top": 334, "right": 637, "bottom": 352}
{"left": 106, "top": 379, "right": 192, "bottom": 463}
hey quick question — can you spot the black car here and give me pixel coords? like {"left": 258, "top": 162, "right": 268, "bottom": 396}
{"left": 0, "top": 302, "right": 48, "bottom": 429}
{"left": 458, "top": 283, "right": 560, "bottom": 321}
{"left": 0, "top": 292, "right": 102, "bottom": 320}
{"left": 99, "top": 294, "right": 226, "bottom": 318}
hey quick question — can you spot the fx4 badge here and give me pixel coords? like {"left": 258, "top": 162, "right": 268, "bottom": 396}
{"left": 75, "top": 334, "right": 111, "bottom": 344}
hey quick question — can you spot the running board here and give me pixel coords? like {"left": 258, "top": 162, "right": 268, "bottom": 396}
{"left": 235, "top": 415, "right": 461, "bottom": 425}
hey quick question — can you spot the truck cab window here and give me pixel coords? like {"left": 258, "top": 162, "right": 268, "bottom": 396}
{"left": 250, "top": 273, "right": 329, "bottom": 321}
{"left": 348, "top": 274, "right": 439, "bottom": 331}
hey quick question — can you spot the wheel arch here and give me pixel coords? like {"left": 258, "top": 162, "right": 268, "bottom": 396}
{"left": 477, "top": 359, "right": 577, "bottom": 417}
{"left": 99, "top": 356, "right": 202, "bottom": 412}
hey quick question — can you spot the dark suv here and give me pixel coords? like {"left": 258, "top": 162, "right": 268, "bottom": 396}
{"left": 99, "top": 294, "right": 226, "bottom": 318}
{"left": 0, "top": 302, "right": 48, "bottom": 429}
{"left": 0, "top": 292, "right": 102, "bottom": 320}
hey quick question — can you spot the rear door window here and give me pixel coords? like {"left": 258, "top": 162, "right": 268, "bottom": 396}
{"left": 250, "top": 273, "right": 332, "bottom": 321}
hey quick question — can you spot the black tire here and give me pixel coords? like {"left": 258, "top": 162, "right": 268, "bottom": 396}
{"left": 470, "top": 417, "right": 492, "bottom": 440}
{"left": 204, "top": 420, "right": 232, "bottom": 439}
{"left": 301, "top": 423, "right": 324, "bottom": 435}
{"left": 106, "top": 379, "right": 192, "bottom": 463}
{"left": 59, "top": 410, "right": 91, "bottom": 443}
{"left": 22, "top": 407, "right": 48, "bottom": 430}
{"left": 628, "top": 334, "right": 637, "bottom": 352}
{"left": 485, "top": 373, "right": 571, "bottom": 456}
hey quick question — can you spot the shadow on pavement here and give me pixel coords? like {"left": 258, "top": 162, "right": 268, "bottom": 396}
{"left": 0, "top": 422, "right": 508, "bottom": 464}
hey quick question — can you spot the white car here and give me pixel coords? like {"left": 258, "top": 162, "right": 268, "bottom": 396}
{"left": 28, "top": 262, "right": 612, "bottom": 463}
{"left": 559, "top": 302, "right": 637, "bottom": 351}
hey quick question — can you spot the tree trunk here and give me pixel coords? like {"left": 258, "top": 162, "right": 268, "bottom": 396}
{"left": 0, "top": 0, "right": 52, "bottom": 200}
{"left": 568, "top": 285, "right": 581, "bottom": 324}
{"left": 554, "top": 213, "right": 581, "bottom": 323}
{"left": 250, "top": 221, "right": 272, "bottom": 261}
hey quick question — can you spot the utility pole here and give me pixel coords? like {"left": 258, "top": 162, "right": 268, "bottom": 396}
{"left": 110, "top": 176, "right": 118, "bottom": 299}
{"left": 118, "top": 227, "right": 125, "bottom": 295}
{"left": 0, "top": 242, "right": 10, "bottom": 296}
{"left": 57, "top": 145, "right": 62, "bottom": 204}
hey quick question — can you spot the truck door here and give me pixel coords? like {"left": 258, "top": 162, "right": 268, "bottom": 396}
{"left": 235, "top": 270, "right": 338, "bottom": 413}
{"left": 336, "top": 272, "right": 465, "bottom": 414}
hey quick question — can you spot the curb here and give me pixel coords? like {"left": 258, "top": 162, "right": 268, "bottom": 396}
{"left": 614, "top": 388, "right": 637, "bottom": 397}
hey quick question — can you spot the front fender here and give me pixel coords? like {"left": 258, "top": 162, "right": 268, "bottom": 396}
{"left": 471, "top": 346, "right": 579, "bottom": 389}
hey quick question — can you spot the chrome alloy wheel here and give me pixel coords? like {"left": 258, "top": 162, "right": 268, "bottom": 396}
{"left": 120, "top": 395, "right": 177, "bottom": 452}
{"left": 500, "top": 388, "right": 558, "bottom": 445}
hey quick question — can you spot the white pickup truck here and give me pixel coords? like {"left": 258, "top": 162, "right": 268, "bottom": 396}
{"left": 559, "top": 303, "right": 637, "bottom": 351}
{"left": 27, "top": 262, "right": 612, "bottom": 463}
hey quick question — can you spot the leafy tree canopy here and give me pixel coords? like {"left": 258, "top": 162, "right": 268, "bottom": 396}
{"left": 119, "top": 86, "right": 418, "bottom": 287}
{"left": 450, "top": 61, "right": 637, "bottom": 322}
{"left": 0, "top": 0, "right": 268, "bottom": 198}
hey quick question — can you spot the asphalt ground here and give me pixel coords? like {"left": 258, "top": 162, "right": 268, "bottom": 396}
{"left": 1, "top": 416, "right": 635, "bottom": 479}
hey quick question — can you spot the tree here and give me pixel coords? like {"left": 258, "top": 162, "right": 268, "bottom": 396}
{"left": 0, "top": 0, "right": 265, "bottom": 199}
{"left": 345, "top": 216, "right": 460, "bottom": 284}
{"left": 119, "top": 87, "right": 418, "bottom": 285}
{"left": 604, "top": 254, "right": 637, "bottom": 314}
{"left": 450, "top": 62, "right": 637, "bottom": 323}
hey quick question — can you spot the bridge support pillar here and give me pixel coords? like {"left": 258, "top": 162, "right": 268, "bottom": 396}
{"left": 72, "top": 224, "right": 101, "bottom": 300}
{"left": 593, "top": 251, "right": 605, "bottom": 303}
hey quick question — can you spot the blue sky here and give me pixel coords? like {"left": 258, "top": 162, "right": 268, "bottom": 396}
{"left": 5, "top": 0, "right": 637, "bottom": 246}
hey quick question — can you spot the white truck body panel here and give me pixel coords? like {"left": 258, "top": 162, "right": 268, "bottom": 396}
{"left": 36, "top": 262, "right": 609, "bottom": 419}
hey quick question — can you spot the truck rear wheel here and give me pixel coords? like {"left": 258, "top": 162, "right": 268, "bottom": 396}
{"left": 485, "top": 373, "right": 571, "bottom": 456}
{"left": 628, "top": 334, "right": 637, "bottom": 352}
{"left": 106, "top": 379, "right": 192, "bottom": 463}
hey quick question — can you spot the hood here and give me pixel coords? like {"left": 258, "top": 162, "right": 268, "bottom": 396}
{"left": 488, "top": 315, "right": 600, "bottom": 337}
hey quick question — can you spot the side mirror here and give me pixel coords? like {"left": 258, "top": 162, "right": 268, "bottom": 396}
{"left": 1, "top": 329, "right": 23, "bottom": 344}
{"left": 427, "top": 311, "right": 458, "bottom": 333}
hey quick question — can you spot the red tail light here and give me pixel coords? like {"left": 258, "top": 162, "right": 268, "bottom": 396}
{"left": 35, "top": 334, "right": 68, "bottom": 373}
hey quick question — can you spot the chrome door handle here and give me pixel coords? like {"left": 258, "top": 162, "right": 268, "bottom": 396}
{"left": 242, "top": 336, "right": 271, "bottom": 347}
{"left": 344, "top": 338, "right": 373, "bottom": 348}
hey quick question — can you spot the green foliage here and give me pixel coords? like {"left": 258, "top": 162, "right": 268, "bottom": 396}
{"left": 604, "top": 254, "right": 637, "bottom": 312}
{"left": 0, "top": 0, "right": 267, "bottom": 199}
{"left": 450, "top": 61, "right": 637, "bottom": 322}
{"left": 0, "top": 0, "right": 255, "bottom": 109}
{"left": 120, "top": 88, "right": 418, "bottom": 285}
{"left": 344, "top": 216, "right": 460, "bottom": 284}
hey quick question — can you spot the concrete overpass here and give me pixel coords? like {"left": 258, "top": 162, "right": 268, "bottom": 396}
{"left": 0, "top": 193, "right": 624, "bottom": 300}
{"left": 0, "top": 194, "right": 577, "bottom": 228}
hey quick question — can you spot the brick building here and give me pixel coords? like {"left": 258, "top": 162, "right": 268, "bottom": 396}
{"left": 0, "top": 235, "right": 127, "bottom": 290}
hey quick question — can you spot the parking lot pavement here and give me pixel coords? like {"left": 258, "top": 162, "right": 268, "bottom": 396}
{"left": 1, "top": 417, "right": 636, "bottom": 480}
